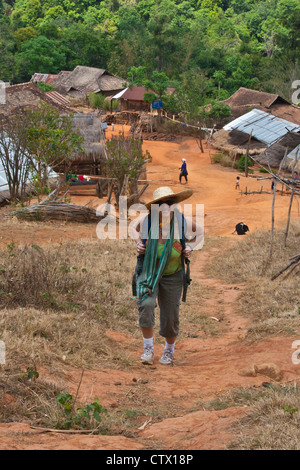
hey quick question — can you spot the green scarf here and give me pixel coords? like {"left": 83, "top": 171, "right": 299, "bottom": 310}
{"left": 136, "top": 211, "right": 175, "bottom": 302}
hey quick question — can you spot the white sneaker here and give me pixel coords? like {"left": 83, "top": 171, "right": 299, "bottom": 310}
{"left": 140, "top": 347, "right": 154, "bottom": 365}
{"left": 159, "top": 350, "right": 174, "bottom": 365}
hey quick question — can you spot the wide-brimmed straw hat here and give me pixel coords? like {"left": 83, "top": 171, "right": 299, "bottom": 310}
{"left": 145, "top": 186, "right": 193, "bottom": 210}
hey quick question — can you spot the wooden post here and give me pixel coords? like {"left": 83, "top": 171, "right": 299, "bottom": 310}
{"left": 283, "top": 148, "right": 299, "bottom": 247}
{"left": 245, "top": 130, "right": 253, "bottom": 178}
{"left": 269, "top": 148, "right": 288, "bottom": 258}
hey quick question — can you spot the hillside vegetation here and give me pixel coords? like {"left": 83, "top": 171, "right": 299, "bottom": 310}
{"left": 1, "top": 0, "right": 299, "bottom": 107}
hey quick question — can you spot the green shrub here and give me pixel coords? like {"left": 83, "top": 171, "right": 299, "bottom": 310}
{"left": 238, "top": 154, "right": 253, "bottom": 171}
{"left": 36, "top": 82, "right": 55, "bottom": 92}
{"left": 112, "top": 99, "right": 120, "bottom": 110}
{"left": 88, "top": 92, "right": 104, "bottom": 109}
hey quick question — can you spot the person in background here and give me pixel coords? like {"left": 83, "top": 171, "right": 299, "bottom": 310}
{"left": 235, "top": 176, "right": 240, "bottom": 190}
{"left": 179, "top": 159, "right": 188, "bottom": 184}
{"left": 271, "top": 177, "right": 275, "bottom": 191}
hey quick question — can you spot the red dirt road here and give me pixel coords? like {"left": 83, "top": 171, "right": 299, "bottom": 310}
{"left": 0, "top": 128, "right": 299, "bottom": 450}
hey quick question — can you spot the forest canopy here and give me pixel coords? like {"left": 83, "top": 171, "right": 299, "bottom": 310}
{"left": 1, "top": 0, "right": 299, "bottom": 106}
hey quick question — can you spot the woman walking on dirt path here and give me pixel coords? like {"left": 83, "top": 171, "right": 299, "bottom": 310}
{"left": 131, "top": 187, "right": 204, "bottom": 366}
{"left": 179, "top": 159, "right": 188, "bottom": 184}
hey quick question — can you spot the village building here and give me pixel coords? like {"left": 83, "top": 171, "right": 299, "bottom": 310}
{"left": 51, "top": 65, "right": 126, "bottom": 99}
{"left": 112, "top": 85, "right": 175, "bottom": 112}
{"left": 0, "top": 81, "right": 72, "bottom": 118}
{"left": 221, "top": 86, "right": 300, "bottom": 124}
{"left": 212, "top": 107, "right": 300, "bottom": 173}
{"left": 31, "top": 71, "right": 72, "bottom": 85}
{"left": 0, "top": 82, "right": 107, "bottom": 200}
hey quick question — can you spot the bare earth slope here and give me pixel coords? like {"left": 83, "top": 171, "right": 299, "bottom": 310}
{"left": 0, "top": 128, "right": 299, "bottom": 450}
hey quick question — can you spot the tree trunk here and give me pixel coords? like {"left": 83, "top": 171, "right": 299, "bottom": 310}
{"left": 283, "top": 190, "right": 294, "bottom": 248}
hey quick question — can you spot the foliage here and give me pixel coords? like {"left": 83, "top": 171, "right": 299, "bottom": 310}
{"left": 0, "top": 113, "right": 31, "bottom": 202}
{"left": 238, "top": 154, "right": 253, "bottom": 171}
{"left": 1, "top": 0, "right": 299, "bottom": 103}
{"left": 56, "top": 392, "right": 107, "bottom": 430}
{"left": 105, "top": 134, "right": 151, "bottom": 204}
{"left": 36, "top": 82, "right": 55, "bottom": 92}
{"left": 88, "top": 92, "right": 110, "bottom": 111}
{"left": 211, "top": 152, "right": 234, "bottom": 167}
{"left": 23, "top": 103, "right": 83, "bottom": 199}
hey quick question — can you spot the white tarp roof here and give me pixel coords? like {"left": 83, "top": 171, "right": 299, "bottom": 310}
{"left": 112, "top": 88, "right": 128, "bottom": 100}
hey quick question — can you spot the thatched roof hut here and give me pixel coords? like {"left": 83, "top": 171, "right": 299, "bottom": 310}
{"left": 212, "top": 128, "right": 267, "bottom": 158}
{"left": 223, "top": 87, "right": 288, "bottom": 109}
{"left": 52, "top": 113, "right": 106, "bottom": 175}
{"left": 254, "top": 132, "right": 300, "bottom": 171}
{"left": 212, "top": 108, "right": 300, "bottom": 159}
{"left": 221, "top": 87, "right": 300, "bottom": 125}
{"left": 52, "top": 66, "right": 127, "bottom": 98}
{"left": 0, "top": 82, "right": 73, "bottom": 118}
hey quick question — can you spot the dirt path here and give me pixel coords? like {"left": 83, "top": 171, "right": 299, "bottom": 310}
{"left": 1, "top": 245, "right": 298, "bottom": 450}
{"left": 0, "top": 129, "right": 299, "bottom": 450}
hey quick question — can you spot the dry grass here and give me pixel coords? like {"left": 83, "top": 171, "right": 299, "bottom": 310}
{"left": 0, "top": 239, "right": 141, "bottom": 429}
{"left": 229, "top": 384, "right": 300, "bottom": 450}
{"left": 196, "top": 386, "right": 267, "bottom": 412}
{"left": 211, "top": 152, "right": 238, "bottom": 168}
{"left": 0, "top": 237, "right": 215, "bottom": 433}
{"left": 0, "top": 371, "right": 66, "bottom": 428}
{"left": 0, "top": 239, "right": 143, "bottom": 369}
{"left": 207, "top": 224, "right": 300, "bottom": 341}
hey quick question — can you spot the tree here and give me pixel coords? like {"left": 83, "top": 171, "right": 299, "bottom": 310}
{"left": 15, "top": 36, "right": 66, "bottom": 81}
{"left": 24, "top": 104, "right": 83, "bottom": 200}
{"left": 143, "top": 71, "right": 170, "bottom": 104}
{"left": 104, "top": 134, "right": 151, "bottom": 207}
{"left": 13, "top": 26, "right": 36, "bottom": 50}
{"left": 60, "top": 23, "right": 108, "bottom": 70}
{"left": 0, "top": 113, "right": 31, "bottom": 202}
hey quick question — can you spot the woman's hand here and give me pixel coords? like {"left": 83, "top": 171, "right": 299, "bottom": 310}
{"left": 136, "top": 241, "right": 146, "bottom": 254}
{"left": 183, "top": 246, "right": 193, "bottom": 258}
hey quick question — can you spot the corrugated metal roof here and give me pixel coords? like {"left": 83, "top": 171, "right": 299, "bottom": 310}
{"left": 45, "top": 91, "right": 71, "bottom": 106}
{"left": 31, "top": 73, "right": 59, "bottom": 84}
{"left": 112, "top": 86, "right": 175, "bottom": 102}
{"left": 223, "top": 109, "right": 300, "bottom": 146}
